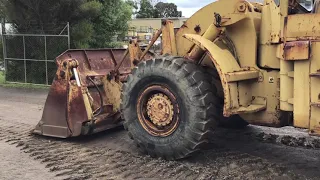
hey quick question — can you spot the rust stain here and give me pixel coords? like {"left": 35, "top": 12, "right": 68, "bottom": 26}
{"left": 146, "top": 93, "right": 174, "bottom": 127}
{"left": 38, "top": 48, "right": 155, "bottom": 138}
{"left": 56, "top": 49, "right": 155, "bottom": 86}
{"left": 208, "top": 54, "right": 231, "bottom": 117}
{"left": 284, "top": 41, "right": 310, "bottom": 60}
{"left": 67, "top": 85, "right": 88, "bottom": 134}
{"left": 136, "top": 85, "right": 180, "bottom": 137}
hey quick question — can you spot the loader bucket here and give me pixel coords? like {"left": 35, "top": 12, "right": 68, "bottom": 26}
{"left": 33, "top": 48, "right": 155, "bottom": 138}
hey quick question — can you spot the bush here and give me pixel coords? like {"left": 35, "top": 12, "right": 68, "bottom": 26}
{"left": 0, "top": 71, "right": 5, "bottom": 84}
{"left": 0, "top": 40, "right": 3, "bottom": 71}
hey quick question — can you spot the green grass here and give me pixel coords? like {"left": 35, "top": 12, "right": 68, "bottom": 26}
{"left": 0, "top": 71, "right": 5, "bottom": 84}
{"left": 1, "top": 83, "right": 50, "bottom": 90}
{"left": 0, "top": 71, "right": 49, "bottom": 89}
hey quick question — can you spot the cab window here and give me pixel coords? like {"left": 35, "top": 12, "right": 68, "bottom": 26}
{"left": 298, "top": 0, "right": 313, "bottom": 11}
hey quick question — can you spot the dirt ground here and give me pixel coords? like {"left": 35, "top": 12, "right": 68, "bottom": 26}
{"left": 0, "top": 86, "right": 319, "bottom": 180}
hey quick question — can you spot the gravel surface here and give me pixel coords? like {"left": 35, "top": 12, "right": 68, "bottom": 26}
{"left": 0, "top": 86, "right": 319, "bottom": 180}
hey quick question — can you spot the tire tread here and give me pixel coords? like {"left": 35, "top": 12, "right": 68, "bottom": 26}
{"left": 121, "top": 56, "right": 222, "bottom": 160}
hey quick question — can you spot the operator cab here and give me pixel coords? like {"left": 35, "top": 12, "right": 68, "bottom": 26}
{"left": 287, "top": 0, "right": 314, "bottom": 14}
{"left": 272, "top": 0, "right": 314, "bottom": 13}
{"left": 312, "top": 0, "right": 320, "bottom": 13}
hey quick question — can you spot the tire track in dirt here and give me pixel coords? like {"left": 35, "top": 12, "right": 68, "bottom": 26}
{"left": 0, "top": 121, "right": 206, "bottom": 179}
{"left": 2, "top": 86, "right": 320, "bottom": 179}
{"left": 0, "top": 120, "right": 313, "bottom": 180}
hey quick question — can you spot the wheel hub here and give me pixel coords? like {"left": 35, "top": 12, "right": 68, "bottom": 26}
{"left": 137, "top": 85, "right": 180, "bottom": 137}
{"left": 146, "top": 93, "right": 174, "bottom": 127}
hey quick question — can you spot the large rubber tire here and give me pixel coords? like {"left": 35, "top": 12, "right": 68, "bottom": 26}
{"left": 121, "top": 56, "right": 221, "bottom": 160}
{"left": 204, "top": 67, "right": 249, "bottom": 129}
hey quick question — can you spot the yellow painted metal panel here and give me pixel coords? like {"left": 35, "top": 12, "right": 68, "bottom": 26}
{"left": 176, "top": 0, "right": 237, "bottom": 56}
{"left": 175, "top": 0, "right": 260, "bottom": 69}
{"left": 260, "top": 0, "right": 281, "bottom": 44}
{"left": 309, "top": 42, "right": 320, "bottom": 135}
{"left": 225, "top": 16, "right": 259, "bottom": 67}
{"left": 280, "top": 60, "right": 294, "bottom": 111}
{"left": 188, "top": 24, "right": 221, "bottom": 61}
{"left": 183, "top": 34, "right": 241, "bottom": 73}
{"left": 229, "top": 83, "right": 239, "bottom": 109}
{"left": 238, "top": 80, "right": 253, "bottom": 108}
{"left": 286, "top": 14, "right": 320, "bottom": 41}
{"left": 293, "top": 61, "right": 310, "bottom": 129}
{"left": 162, "top": 21, "right": 177, "bottom": 56}
{"left": 182, "top": 1, "right": 281, "bottom": 122}
{"left": 183, "top": 34, "right": 241, "bottom": 116}
{"left": 240, "top": 71, "right": 281, "bottom": 127}
{"left": 259, "top": 45, "right": 280, "bottom": 69}
{"left": 259, "top": 1, "right": 282, "bottom": 70}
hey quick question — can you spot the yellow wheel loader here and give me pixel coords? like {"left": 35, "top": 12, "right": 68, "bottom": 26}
{"left": 34, "top": 0, "right": 320, "bottom": 159}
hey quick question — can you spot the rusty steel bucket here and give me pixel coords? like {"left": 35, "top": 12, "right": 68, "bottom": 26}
{"left": 34, "top": 49, "right": 134, "bottom": 138}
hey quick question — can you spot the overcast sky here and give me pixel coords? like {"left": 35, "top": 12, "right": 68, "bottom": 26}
{"left": 164, "top": 0, "right": 263, "bottom": 17}
{"left": 165, "top": 0, "right": 213, "bottom": 17}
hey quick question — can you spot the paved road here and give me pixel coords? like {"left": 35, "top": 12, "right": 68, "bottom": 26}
{"left": 0, "top": 86, "right": 319, "bottom": 180}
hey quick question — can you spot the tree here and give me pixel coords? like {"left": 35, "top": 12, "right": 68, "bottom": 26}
{"left": 0, "top": 0, "right": 7, "bottom": 18}
{"left": 126, "top": 0, "right": 139, "bottom": 15}
{"left": 1, "top": 0, "right": 132, "bottom": 83}
{"left": 136, "top": 0, "right": 154, "bottom": 18}
{"left": 135, "top": 0, "right": 182, "bottom": 18}
{"left": 91, "top": 0, "right": 132, "bottom": 48}
{"left": 2, "top": 0, "right": 131, "bottom": 48}
{"left": 0, "top": 40, "right": 3, "bottom": 70}
{"left": 154, "top": 2, "right": 182, "bottom": 18}
{"left": 2, "top": 0, "right": 101, "bottom": 48}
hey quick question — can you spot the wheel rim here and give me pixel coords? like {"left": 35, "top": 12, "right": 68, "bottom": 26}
{"left": 136, "top": 85, "right": 180, "bottom": 137}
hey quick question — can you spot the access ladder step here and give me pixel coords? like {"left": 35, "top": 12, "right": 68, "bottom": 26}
{"left": 226, "top": 70, "right": 259, "bottom": 82}
{"left": 310, "top": 72, "right": 320, "bottom": 77}
{"left": 232, "top": 104, "right": 267, "bottom": 114}
{"left": 311, "top": 102, "right": 320, "bottom": 107}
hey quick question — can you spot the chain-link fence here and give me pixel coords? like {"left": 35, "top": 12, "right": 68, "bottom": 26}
{"left": 1, "top": 23, "right": 70, "bottom": 85}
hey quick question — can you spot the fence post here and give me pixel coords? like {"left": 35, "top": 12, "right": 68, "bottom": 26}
{"left": 1, "top": 18, "right": 7, "bottom": 81}
{"left": 67, "top": 22, "right": 70, "bottom": 49}
{"left": 2, "top": 23, "right": 69, "bottom": 85}
{"left": 45, "top": 36, "right": 48, "bottom": 85}
{"left": 23, "top": 36, "right": 27, "bottom": 83}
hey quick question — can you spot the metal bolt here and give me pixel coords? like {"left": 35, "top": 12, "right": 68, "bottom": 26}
{"left": 59, "top": 71, "right": 65, "bottom": 78}
{"left": 194, "top": 25, "right": 201, "bottom": 33}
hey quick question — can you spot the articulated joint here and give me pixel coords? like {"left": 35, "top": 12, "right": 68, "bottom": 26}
{"left": 63, "top": 59, "right": 79, "bottom": 69}
{"left": 59, "top": 59, "right": 81, "bottom": 87}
